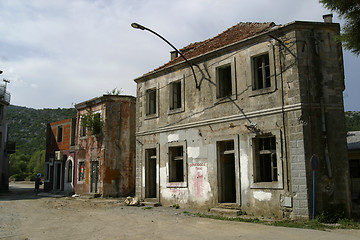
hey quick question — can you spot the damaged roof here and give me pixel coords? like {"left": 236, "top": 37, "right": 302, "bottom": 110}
{"left": 137, "top": 22, "right": 276, "bottom": 80}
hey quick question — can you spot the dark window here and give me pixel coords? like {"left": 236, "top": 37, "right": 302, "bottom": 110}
{"left": 67, "top": 161, "right": 73, "bottom": 182}
{"left": 78, "top": 162, "right": 85, "bottom": 181}
{"left": 350, "top": 159, "right": 360, "bottom": 178}
{"left": 253, "top": 53, "right": 270, "bottom": 90}
{"left": 254, "top": 136, "right": 277, "bottom": 182}
{"left": 170, "top": 81, "right": 182, "bottom": 110}
{"left": 169, "top": 146, "right": 184, "bottom": 182}
{"left": 217, "top": 65, "right": 232, "bottom": 98}
{"left": 57, "top": 126, "right": 63, "bottom": 142}
{"left": 146, "top": 89, "right": 157, "bottom": 115}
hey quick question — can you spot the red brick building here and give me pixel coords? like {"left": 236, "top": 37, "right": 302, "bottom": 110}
{"left": 44, "top": 118, "right": 77, "bottom": 193}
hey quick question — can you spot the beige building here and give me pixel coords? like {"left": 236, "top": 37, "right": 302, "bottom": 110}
{"left": 134, "top": 17, "right": 351, "bottom": 219}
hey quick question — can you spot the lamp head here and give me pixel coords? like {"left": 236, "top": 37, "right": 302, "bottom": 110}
{"left": 131, "top": 23, "right": 146, "bottom": 30}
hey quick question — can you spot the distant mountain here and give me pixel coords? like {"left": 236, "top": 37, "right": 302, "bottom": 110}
{"left": 6, "top": 105, "right": 77, "bottom": 155}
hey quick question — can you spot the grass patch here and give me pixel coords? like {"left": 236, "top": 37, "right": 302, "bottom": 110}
{"left": 188, "top": 212, "right": 360, "bottom": 230}
{"left": 143, "top": 207, "right": 152, "bottom": 210}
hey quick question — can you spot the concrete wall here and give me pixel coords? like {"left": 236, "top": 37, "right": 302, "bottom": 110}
{"left": 135, "top": 22, "right": 350, "bottom": 219}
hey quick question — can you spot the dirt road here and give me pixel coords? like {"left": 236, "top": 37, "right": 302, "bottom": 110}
{"left": 1, "top": 182, "right": 360, "bottom": 240}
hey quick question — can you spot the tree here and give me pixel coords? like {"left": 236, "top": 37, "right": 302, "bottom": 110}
{"left": 320, "top": 0, "right": 360, "bottom": 55}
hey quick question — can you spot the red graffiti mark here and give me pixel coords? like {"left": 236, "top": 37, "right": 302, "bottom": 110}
{"left": 194, "top": 172, "right": 204, "bottom": 198}
{"left": 189, "top": 162, "right": 205, "bottom": 167}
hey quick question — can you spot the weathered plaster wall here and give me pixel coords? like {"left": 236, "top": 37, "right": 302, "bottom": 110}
{"left": 135, "top": 22, "right": 350, "bottom": 219}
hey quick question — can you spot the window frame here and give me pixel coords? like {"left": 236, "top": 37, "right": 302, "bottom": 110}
{"left": 144, "top": 84, "right": 159, "bottom": 119}
{"left": 213, "top": 58, "right": 237, "bottom": 104}
{"left": 79, "top": 118, "right": 87, "bottom": 138}
{"left": 168, "top": 76, "right": 185, "bottom": 115}
{"left": 249, "top": 131, "right": 283, "bottom": 189}
{"left": 166, "top": 141, "right": 187, "bottom": 188}
{"left": 249, "top": 47, "right": 276, "bottom": 97}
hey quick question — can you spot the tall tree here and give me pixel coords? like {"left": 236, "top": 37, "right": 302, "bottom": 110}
{"left": 320, "top": 0, "right": 360, "bottom": 55}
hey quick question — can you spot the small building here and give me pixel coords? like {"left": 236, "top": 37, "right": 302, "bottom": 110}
{"left": 347, "top": 131, "right": 360, "bottom": 215}
{"left": 74, "top": 95, "right": 136, "bottom": 197}
{"left": 0, "top": 83, "right": 13, "bottom": 192}
{"left": 44, "top": 118, "right": 77, "bottom": 193}
{"left": 134, "top": 18, "right": 351, "bottom": 219}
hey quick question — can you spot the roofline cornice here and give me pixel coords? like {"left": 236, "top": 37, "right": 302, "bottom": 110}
{"left": 134, "top": 21, "right": 340, "bottom": 83}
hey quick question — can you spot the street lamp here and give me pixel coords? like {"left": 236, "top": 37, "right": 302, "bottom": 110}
{"left": 131, "top": 22, "right": 200, "bottom": 89}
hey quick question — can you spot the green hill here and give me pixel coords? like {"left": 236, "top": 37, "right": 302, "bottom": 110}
{"left": 6, "top": 105, "right": 77, "bottom": 155}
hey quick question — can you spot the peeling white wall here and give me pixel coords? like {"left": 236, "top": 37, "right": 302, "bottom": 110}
{"left": 253, "top": 191, "right": 272, "bottom": 201}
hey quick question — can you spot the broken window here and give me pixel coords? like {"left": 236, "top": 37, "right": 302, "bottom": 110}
{"left": 252, "top": 53, "right": 270, "bottom": 90}
{"left": 169, "top": 146, "right": 184, "bottom": 182}
{"left": 170, "top": 81, "right": 182, "bottom": 110}
{"left": 253, "top": 136, "right": 278, "bottom": 182}
{"left": 78, "top": 161, "right": 85, "bottom": 181}
{"left": 57, "top": 126, "right": 63, "bottom": 142}
{"left": 146, "top": 88, "right": 157, "bottom": 115}
{"left": 217, "top": 65, "right": 232, "bottom": 98}
{"left": 92, "top": 113, "right": 101, "bottom": 135}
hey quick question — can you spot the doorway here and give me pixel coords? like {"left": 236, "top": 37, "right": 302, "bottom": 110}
{"left": 217, "top": 140, "right": 236, "bottom": 203}
{"left": 145, "top": 148, "right": 157, "bottom": 198}
{"left": 53, "top": 162, "right": 62, "bottom": 190}
{"left": 90, "top": 161, "right": 99, "bottom": 193}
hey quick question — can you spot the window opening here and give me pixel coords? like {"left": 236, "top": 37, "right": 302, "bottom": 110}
{"left": 57, "top": 126, "right": 63, "bottom": 142}
{"left": 253, "top": 53, "right": 270, "bottom": 90}
{"left": 78, "top": 162, "right": 85, "bottom": 181}
{"left": 169, "top": 146, "right": 184, "bottom": 182}
{"left": 217, "top": 65, "right": 232, "bottom": 98}
{"left": 170, "top": 81, "right": 182, "bottom": 110}
{"left": 67, "top": 161, "right": 73, "bottom": 182}
{"left": 254, "top": 136, "right": 277, "bottom": 182}
{"left": 146, "top": 89, "right": 157, "bottom": 115}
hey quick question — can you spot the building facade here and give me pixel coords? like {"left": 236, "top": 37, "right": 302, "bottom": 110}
{"left": 74, "top": 95, "right": 136, "bottom": 197}
{"left": 134, "top": 19, "right": 351, "bottom": 219}
{"left": 0, "top": 83, "right": 12, "bottom": 192}
{"left": 44, "top": 118, "right": 77, "bottom": 193}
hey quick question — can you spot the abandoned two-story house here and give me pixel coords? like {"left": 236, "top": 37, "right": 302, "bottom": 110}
{"left": 134, "top": 17, "right": 351, "bottom": 219}
{"left": 74, "top": 95, "right": 136, "bottom": 197}
{"left": 44, "top": 118, "right": 77, "bottom": 193}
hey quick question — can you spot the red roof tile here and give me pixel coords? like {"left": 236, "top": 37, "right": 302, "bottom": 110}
{"left": 148, "top": 22, "right": 276, "bottom": 75}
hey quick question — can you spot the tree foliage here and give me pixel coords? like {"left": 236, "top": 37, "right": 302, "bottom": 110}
{"left": 320, "top": 0, "right": 360, "bottom": 55}
{"left": 345, "top": 111, "right": 360, "bottom": 131}
{"left": 81, "top": 110, "right": 102, "bottom": 135}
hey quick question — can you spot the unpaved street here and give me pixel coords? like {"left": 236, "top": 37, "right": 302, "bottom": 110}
{"left": 1, "top": 182, "right": 360, "bottom": 240}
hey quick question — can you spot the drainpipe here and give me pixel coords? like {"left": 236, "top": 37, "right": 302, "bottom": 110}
{"left": 321, "top": 98, "right": 332, "bottom": 178}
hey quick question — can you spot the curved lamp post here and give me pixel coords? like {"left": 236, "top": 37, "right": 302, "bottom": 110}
{"left": 131, "top": 23, "right": 199, "bottom": 89}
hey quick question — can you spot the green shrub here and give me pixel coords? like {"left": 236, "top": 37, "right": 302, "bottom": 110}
{"left": 316, "top": 205, "right": 347, "bottom": 223}
{"left": 11, "top": 173, "right": 26, "bottom": 181}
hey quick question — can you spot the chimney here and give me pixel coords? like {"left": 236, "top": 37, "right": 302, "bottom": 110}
{"left": 323, "top": 14, "right": 333, "bottom": 23}
{"left": 170, "top": 51, "right": 178, "bottom": 60}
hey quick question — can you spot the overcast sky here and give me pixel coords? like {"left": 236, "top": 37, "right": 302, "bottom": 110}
{"left": 0, "top": 0, "right": 359, "bottom": 110}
